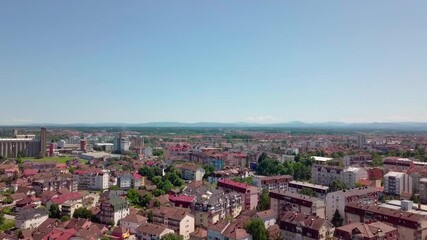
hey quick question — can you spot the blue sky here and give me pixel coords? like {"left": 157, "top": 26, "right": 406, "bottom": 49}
{"left": 1, "top": 1, "right": 426, "bottom": 124}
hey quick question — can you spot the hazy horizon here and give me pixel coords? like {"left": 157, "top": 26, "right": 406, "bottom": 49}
{"left": 1, "top": 0, "right": 426, "bottom": 125}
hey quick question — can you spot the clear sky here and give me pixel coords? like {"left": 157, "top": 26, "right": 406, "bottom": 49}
{"left": 1, "top": 1, "right": 426, "bottom": 124}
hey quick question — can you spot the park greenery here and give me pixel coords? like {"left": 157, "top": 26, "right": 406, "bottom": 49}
{"left": 256, "top": 154, "right": 313, "bottom": 181}
{"left": 139, "top": 165, "right": 184, "bottom": 195}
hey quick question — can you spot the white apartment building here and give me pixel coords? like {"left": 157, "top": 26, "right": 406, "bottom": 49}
{"left": 384, "top": 171, "right": 413, "bottom": 195}
{"left": 311, "top": 165, "right": 367, "bottom": 188}
{"left": 73, "top": 169, "right": 110, "bottom": 190}
{"left": 341, "top": 167, "right": 368, "bottom": 188}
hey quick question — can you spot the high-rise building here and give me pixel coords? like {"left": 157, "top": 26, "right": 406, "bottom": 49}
{"left": 40, "top": 127, "right": 47, "bottom": 157}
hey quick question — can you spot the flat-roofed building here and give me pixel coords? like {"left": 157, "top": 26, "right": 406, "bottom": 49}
{"left": 384, "top": 171, "right": 412, "bottom": 195}
{"left": 253, "top": 175, "right": 293, "bottom": 191}
{"left": 269, "top": 190, "right": 326, "bottom": 219}
{"left": 288, "top": 181, "right": 329, "bottom": 199}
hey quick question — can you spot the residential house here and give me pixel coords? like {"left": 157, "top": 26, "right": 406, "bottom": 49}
{"left": 15, "top": 208, "right": 49, "bottom": 230}
{"left": 136, "top": 223, "right": 174, "bottom": 240}
{"left": 334, "top": 221, "right": 398, "bottom": 240}
{"left": 252, "top": 175, "right": 293, "bottom": 191}
{"left": 120, "top": 214, "right": 148, "bottom": 234}
{"left": 151, "top": 206, "right": 195, "bottom": 240}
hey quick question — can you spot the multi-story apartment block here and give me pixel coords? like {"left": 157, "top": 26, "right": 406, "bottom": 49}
{"left": 136, "top": 223, "right": 174, "bottom": 240}
{"left": 151, "top": 206, "right": 195, "bottom": 240}
{"left": 325, "top": 187, "right": 378, "bottom": 221}
{"left": 117, "top": 173, "right": 133, "bottom": 189}
{"left": 311, "top": 165, "right": 342, "bottom": 186}
{"left": 176, "top": 163, "right": 206, "bottom": 181}
{"left": 73, "top": 169, "right": 109, "bottom": 190}
{"left": 32, "top": 173, "right": 78, "bottom": 195}
{"left": 279, "top": 211, "right": 335, "bottom": 240}
{"left": 15, "top": 208, "right": 49, "bottom": 230}
{"left": 384, "top": 171, "right": 413, "bottom": 195}
{"left": 334, "top": 221, "right": 398, "bottom": 240}
{"left": 252, "top": 175, "right": 293, "bottom": 191}
{"left": 99, "top": 197, "right": 130, "bottom": 225}
{"left": 288, "top": 181, "right": 329, "bottom": 199}
{"left": 342, "top": 167, "right": 368, "bottom": 188}
{"left": 311, "top": 165, "right": 367, "bottom": 188}
{"left": 269, "top": 190, "right": 326, "bottom": 219}
{"left": 383, "top": 157, "right": 414, "bottom": 172}
{"left": 345, "top": 202, "right": 427, "bottom": 240}
{"left": 179, "top": 186, "right": 243, "bottom": 227}
{"left": 343, "top": 155, "right": 372, "bottom": 167}
{"left": 217, "top": 179, "right": 259, "bottom": 211}
{"left": 419, "top": 178, "right": 427, "bottom": 203}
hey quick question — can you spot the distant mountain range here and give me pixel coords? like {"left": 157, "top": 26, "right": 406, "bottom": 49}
{"left": 6, "top": 121, "right": 427, "bottom": 131}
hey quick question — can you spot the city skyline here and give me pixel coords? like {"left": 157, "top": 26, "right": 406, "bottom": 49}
{"left": 1, "top": 0, "right": 426, "bottom": 124}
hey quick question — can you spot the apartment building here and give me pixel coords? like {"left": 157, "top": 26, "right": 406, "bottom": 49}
{"left": 269, "top": 190, "right": 326, "bottom": 219}
{"left": 343, "top": 154, "right": 372, "bottom": 167}
{"left": 288, "top": 181, "right": 329, "bottom": 199}
{"left": 181, "top": 186, "right": 243, "bottom": 227}
{"left": 383, "top": 157, "right": 414, "bottom": 172}
{"left": 384, "top": 171, "right": 413, "bottom": 195}
{"left": 32, "top": 173, "right": 78, "bottom": 195}
{"left": 217, "top": 179, "right": 259, "bottom": 211}
{"left": 176, "top": 163, "right": 206, "bottom": 181}
{"left": 15, "top": 208, "right": 49, "bottom": 230}
{"left": 120, "top": 214, "right": 148, "bottom": 234}
{"left": 334, "top": 221, "right": 398, "bottom": 240}
{"left": 151, "top": 206, "right": 195, "bottom": 240}
{"left": 279, "top": 211, "right": 334, "bottom": 240}
{"left": 311, "top": 165, "right": 367, "bottom": 188}
{"left": 73, "top": 169, "right": 110, "bottom": 190}
{"left": 345, "top": 202, "right": 427, "bottom": 240}
{"left": 252, "top": 175, "right": 293, "bottom": 191}
{"left": 99, "top": 197, "right": 130, "bottom": 225}
{"left": 325, "top": 187, "right": 378, "bottom": 221}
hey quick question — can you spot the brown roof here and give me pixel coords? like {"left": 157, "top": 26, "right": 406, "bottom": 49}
{"left": 336, "top": 222, "right": 397, "bottom": 238}
{"left": 152, "top": 206, "right": 192, "bottom": 221}
{"left": 120, "top": 214, "right": 147, "bottom": 224}
{"left": 280, "top": 211, "right": 331, "bottom": 231}
{"left": 190, "top": 228, "right": 207, "bottom": 238}
{"left": 136, "top": 223, "right": 170, "bottom": 236}
{"left": 256, "top": 209, "right": 275, "bottom": 220}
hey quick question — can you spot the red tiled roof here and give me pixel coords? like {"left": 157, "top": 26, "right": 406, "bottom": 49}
{"left": 51, "top": 192, "right": 82, "bottom": 205}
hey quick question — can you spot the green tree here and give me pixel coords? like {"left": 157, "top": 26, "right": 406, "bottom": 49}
{"left": 300, "top": 188, "right": 316, "bottom": 197}
{"left": 73, "top": 207, "right": 93, "bottom": 219}
{"left": 258, "top": 152, "right": 267, "bottom": 163}
{"left": 160, "top": 180, "right": 173, "bottom": 192}
{"left": 127, "top": 189, "right": 140, "bottom": 205}
{"left": 244, "top": 218, "right": 267, "bottom": 240}
{"left": 372, "top": 153, "right": 383, "bottom": 167}
{"left": 60, "top": 215, "right": 70, "bottom": 222}
{"left": 329, "top": 179, "right": 347, "bottom": 192}
{"left": 49, "top": 204, "right": 61, "bottom": 218}
{"left": 331, "top": 209, "right": 343, "bottom": 227}
{"left": 141, "top": 193, "right": 152, "bottom": 207}
{"left": 202, "top": 165, "right": 215, "bottom": 179}
{"left": 154, "top": 199, "right": 161, "bottom": 207}
{"left": 153, "top": 189, "right": 166, "bottom": 197}
{"left": 160, "top": 233, "right": 184, "bottom": 240}
{"left": 147, "top": 210, "right": 153, "bottom": 223}
{"left": 258, "top": 189, "right": 270, "bottom": 211}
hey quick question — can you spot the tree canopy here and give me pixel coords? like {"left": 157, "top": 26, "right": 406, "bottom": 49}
{"left": 244, "top": 218, "right": 268, "bottom": 240}
{"left": 258, "top": 189, "right": 270, "bottom": 211}
{"left": 331, "top": 209, "right": 343, "bottom": 227}
{"left": 160, "top": 233, "right": 183, "bottom": 240}
{"left": 73, "top": 207, "right": 93, "bottom": 219}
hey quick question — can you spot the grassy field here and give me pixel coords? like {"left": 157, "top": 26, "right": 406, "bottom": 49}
{"left": 23, "top": 156, "right": 86, "bottom": 164}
